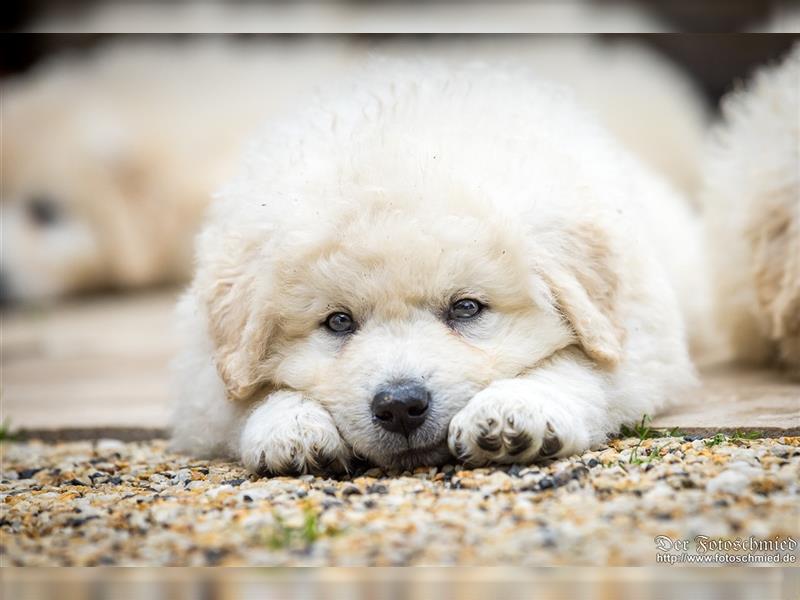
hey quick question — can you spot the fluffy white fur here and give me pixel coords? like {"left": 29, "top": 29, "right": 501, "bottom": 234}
{"left": 702, "top": 44, "right": 800, "bottom": 376}
{"left": 172, "top": 59, "right": 706, "bottom": 474}
{"left": 373, "top": 36, "right": 709, "bottom": 196}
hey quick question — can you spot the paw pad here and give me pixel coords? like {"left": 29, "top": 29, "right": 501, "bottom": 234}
{"left": 539, "top": 422, "right": 563, "bottom": 457}
{"left": 504, "top": 430, "right": 533, "bottom": 456}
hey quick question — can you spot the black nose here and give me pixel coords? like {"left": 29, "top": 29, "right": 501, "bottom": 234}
{"left": 371, "top": 380, "right": 430, "bottom": 435}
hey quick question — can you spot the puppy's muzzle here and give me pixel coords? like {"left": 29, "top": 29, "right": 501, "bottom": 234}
{"left": 371, "top": 380, "right": 430, "bottom": 436}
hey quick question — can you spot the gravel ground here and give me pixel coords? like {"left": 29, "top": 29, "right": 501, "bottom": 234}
{"left": 2, "top": 436, "right": 798, "bottom": 566}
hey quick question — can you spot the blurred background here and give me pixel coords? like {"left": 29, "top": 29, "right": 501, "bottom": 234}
{"left": 3, "top": 0, "right": 800, "bottom": 101}
{"left": 3, "top": 0, "right": 800, "bottom": 34}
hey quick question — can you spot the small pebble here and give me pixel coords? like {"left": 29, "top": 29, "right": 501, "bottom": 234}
{"left": 222, "top": 478, "right": 246, "bottom": 487}
{"left": 16, "top": 468, "right": 43, "bottom": 480}
{"left": 538, "top": 477, "right": 555, "bottom": 490}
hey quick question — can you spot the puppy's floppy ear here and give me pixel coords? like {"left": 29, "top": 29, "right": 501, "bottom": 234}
{"left": 200, "top": 267, "right": 274, "bottom": 402}
{"left": 536, "top": 223, "right": 625, "bottom": 367}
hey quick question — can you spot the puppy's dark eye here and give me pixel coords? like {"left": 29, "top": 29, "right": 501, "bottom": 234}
{"left": 449, "top": 298, "right": 483, "bottom": 320}
{"left": 325, "top": 311, "right": 356, "bottom": 334}
{"left": 26, "top": 195, "right": 62, "bottom": 227}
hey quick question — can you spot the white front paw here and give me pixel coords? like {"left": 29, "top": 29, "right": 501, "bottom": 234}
{"left": 240, "top": 391, "right": 351, "bottom": 475}
{"left": 447, "top": 379, "right": 589, "bottom": 466}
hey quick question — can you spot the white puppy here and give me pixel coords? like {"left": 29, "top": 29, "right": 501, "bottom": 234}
{"left": 172, "top": 60, "right": 705, "bottom": 474}
{"left": 703, "top": 44, "right": 800, "bottom": 376}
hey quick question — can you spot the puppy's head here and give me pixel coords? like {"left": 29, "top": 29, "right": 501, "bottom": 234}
{"left": 199, "top": 154, "right": 624, "bottom": 469}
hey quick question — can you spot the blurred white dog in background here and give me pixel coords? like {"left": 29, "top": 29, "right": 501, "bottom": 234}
{"left": 171, "top": 59, "right": 707, "bottom": 474}
{"left": 703, "top": 44, "right": 800, "bottom": 377}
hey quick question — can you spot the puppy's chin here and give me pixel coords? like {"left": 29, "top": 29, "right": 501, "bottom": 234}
{"left": 370, "top": 441, "right": 452, "bottom": 470}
